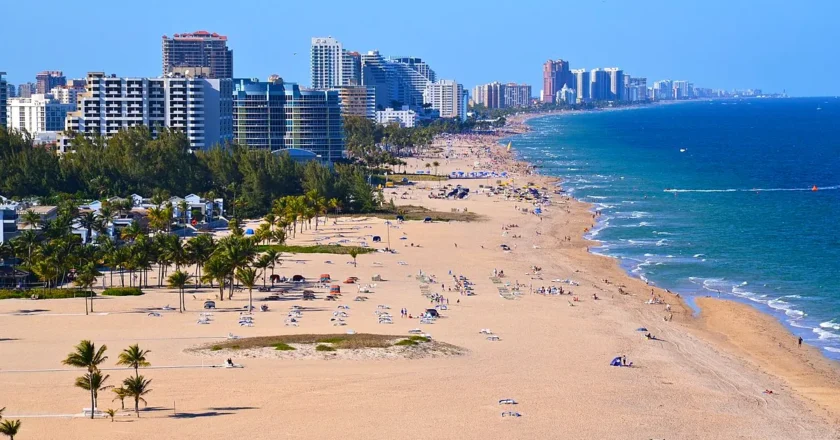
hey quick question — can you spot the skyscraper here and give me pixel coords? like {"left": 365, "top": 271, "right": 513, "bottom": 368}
{"left": 336, "top": 85, "right": 376, "bottom": 119}
{"left": 342, "top": 51, "right": 362, "bottom": 86}
{"left": 35, "top": 71, "right": 66, "bottom": 94}
{"left": 589, "top": 69, "right": 610, "bottom": 101}
{"left": 0, "top": 72, "right": 7, "bottom": 128}
{"left": 473, "top": 82, "right": 505, "bottom": 108}
{"left": 542, "top": 59, "right": 571, "bottom": 104}
{"left": 424, "top": 80, "right": 465, "bottom": 120}
{"left": 360, "top": 51, "right": 433, "bottom": 110}
{"left": 653, "top": 80, "right": 674, "bottom": 100}
{"left": 604, "top": 68, "right": 624, "bottom": 101}
{"left": 504, "top": 83, "right": 532, "bottom": 108}
{"left": 625, "top": 76, "right": 647, "bottom": 102}
{"left": 311, "top": 37, "right": 344, "bottom": 90}
{"left": 162, "top": 31, "right": 233, "bottom": 79}
{"left": 18, "top": 83, "right": 35, "bottom": 98}
{"left": 571, "top": 69, "right": 590, "bottom": 103}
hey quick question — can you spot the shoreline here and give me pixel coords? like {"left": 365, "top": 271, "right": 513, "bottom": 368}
{"left": 498, "top": 108, "right": 840, "bottom": 423}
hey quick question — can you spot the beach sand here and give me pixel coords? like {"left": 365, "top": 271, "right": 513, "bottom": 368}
{"left": 0, "top": 123, "right": 838, "bottom": 439}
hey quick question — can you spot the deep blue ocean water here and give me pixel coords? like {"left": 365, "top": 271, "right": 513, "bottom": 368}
{"left": 511, "top": 98, "right": 840, "bottom": 359}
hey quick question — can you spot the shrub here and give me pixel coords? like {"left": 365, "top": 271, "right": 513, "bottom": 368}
{"left": 102, "top": 287, "right": 144, "bottom": 296}
{"left": 316, "top": 337, "right": 345, "bottom": 344}
{"left": 210, "top": 345, "right": 223, "bottom": 351}
{"left": 408, "top": 335, "right": 430, "bottom": 343}
{"left": 394, "top": 339, "right": 419, "bottom": 347}
{"left": 0, "top": 289, "right": 94, "bottom": 300}
{"left": 315, "top": 344, "right": 336, "bottom": 352}
{"left": 273, "top": 343, "right": 296, "bottom": 351}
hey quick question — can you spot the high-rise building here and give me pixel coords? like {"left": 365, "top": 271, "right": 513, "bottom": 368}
{"left": 652, "top": 80, "right": 673, "bottom": 100}
{"left": 571, "top": 69, "right": 590, "bottom": 103}
{"left": 311, "top": 37, "right": 345, "bottom": 90}
{"left": 36, "top": 71, "right": 66, "bottom": 94}
{"left": 162, "top": 31, "right": 233, "bottom": 79}
{"left": 7, "top": 94, "right": 74, "bottom": 135}
{"left": 589, "top": 69, "right": 610, "bottom": 101}
{"left": 504, "top": 83, "right": 531, "bottom": 108}
{"left": 542, "top": 59, "right": 572, "bottom": 104}
{"left": 0, "top": 72, "right": 7, "bottom": 128}
{"left": 624, "top": 76, "right": 647, "bottom": 102}
{"left": 556, "top": 85, "right": 576, "bottom": 104}
{"left": 604, "top": 68, "right": 624, "bottom": 101}
{"left": 360, "top": 51, "right": 433, "bottom": 110}
{"left": 66, "top": 72, "right": 233, "bottom": 150}
{"left": 6, "top": 83, "right": 15, "bottom": 99}
{"left": 336, "top": 85, "right": 376, "bottom": 119}
{"left": 342, "top": 51, "right": 362, "bottom": 86}
{"left": 232, "top": 77, "right": 286, "bottom": 151}
{"left": 424, "top": 80, "right": 465, "bottom": 120}
{"left": 18, "top": 82, "right": 36, "bottom": 98}
{"left": 473, "top": 82, "right": 505, "bottom": 108}
{"left": 672, "top": 81, "right": 691, "bottom": 100}
{"left": 282, "top": 84, "right": 344, "bottom": 161}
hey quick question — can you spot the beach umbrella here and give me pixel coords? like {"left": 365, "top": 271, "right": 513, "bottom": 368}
{"left": 636, "top": 328, "right": 648, "bottom": 332}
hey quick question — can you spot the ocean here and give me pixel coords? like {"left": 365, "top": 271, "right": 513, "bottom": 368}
{"left": 511, "top": 98, "right": 840, "bottom": 359}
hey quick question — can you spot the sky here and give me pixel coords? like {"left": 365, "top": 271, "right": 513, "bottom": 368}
{"left": 2, "top": 0, "right": 837, "bottom": 96}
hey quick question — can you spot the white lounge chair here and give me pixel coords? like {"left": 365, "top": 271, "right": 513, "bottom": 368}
{"left": 487, "top": 335, "right": 501, "bottom": 341}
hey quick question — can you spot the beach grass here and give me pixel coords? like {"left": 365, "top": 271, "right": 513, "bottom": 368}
{"left": 208, "top": 334, "right": 406, "bottom": 351}
{"left": 273, "top": 342, "right": 296, "bottom": 351}
{"left": 255, "top": 244, "right": 375, "bottom": 255}
{"left": 381, "top": 173, "right": 447, "bottom": 182}
{"left": 0, "top": 289, "right": 95, "bottom": 300}
{"left": 102, "top": 287, "right": 144, "bottom": 296}
{"left": 315, "top": 344, "right": 336, "bottom": 352}
{"left": 372, "top": 205, "right": 483, "bottom": 222}
{"left": 394, "top": 339, "right": 419, "bottom": 346}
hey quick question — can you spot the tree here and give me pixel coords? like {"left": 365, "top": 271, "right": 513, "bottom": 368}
{"left": 62, "top": 340, "right": 108, "bottom": 419}
{"left": 19, "top": 210, "right": 41, "bottom": 230}
{"left": 74, "top": 371, "right": 112, "bottom": 410}
{"left": 201, "top": 254, "right": 230, "bottom": 301}
{"left": 235, "top": 267, "right": 258, "bottom": 314}
{"left": 167, "top": 271, "right": 190, "bottom": 313}
{"left": 105, "top": 408, "right": 117, "bottom": 422}
{"left": 0, "top": 419, "right": 21, "bottom": 440}
{"left": 122, "top": 375, "right": 152, "bottom": 418}
{"left": 117, "top": 344, "right": 151, "bottom": 378}
{"left": 253, "top": 255, "right": 272, "bottom": 288}
{"left": 112, "top": 387, "right": 128, "bottom": 410}
{"left": 215, "top": 236, "right": 257, "bottom": 300}
{"left": 349, "top": 248, "right": 359, "bottom": 268}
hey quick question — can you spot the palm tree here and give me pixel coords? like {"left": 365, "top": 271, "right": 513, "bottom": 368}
{"left": 235, "top": 267, "right": 258, "bottom": 313}
{"left": 77, "top": 211, "right": 99, "bottom": 242}
{"left": 105, "top": 408, "right": 117, "bottom": 422}
{"left": 253, "top": 255, "right": 272, "bottom": 288}
{"left": 264, "top": 249, "right": 281, "bottom": 281}
{"left": 120, "top": 221, "right": 142, "bottom": 243}
{"left": 74, "top": 370, "right": 111, "bottom": 410}
{"left": 12, "top": 229, "right": 40, "bottom": 266}
{"left": 62, "top": 340, "right": 108, "bottom": 419}
{"left": 215, "top": 236, "right": 257, "bottom": 300}
{"left": 112, "top": 387, "right": 128, "bottom": 410}
{"left": 349, "top": 248, "right": 359, "bottom": 268}
{"left": 20, "top": 210, "right": 41, "bottom": 230}
{"left": 167, "top": 270, "right": 190, "bottom": 313}
{"left": 117, "top": 344, "right": 151, "bottom": 378}
{"left": 122, "top": 375, "right": 152, "bottom": 418}
{"left": 73, "top": 266, "right": 97, "bottom": 315}
{"left": 201, "top": 255, "right": 230, "bottom": 301}
{"left": 0, "top": 419, "right": 21, "bottom": 439}
{"left": 185, "top": 234, "right": 215, "bottom": 287}
{"left": 432, "top": 160, "right": 440, "bottom": 176}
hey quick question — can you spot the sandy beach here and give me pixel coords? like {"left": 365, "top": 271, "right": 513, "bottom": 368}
{"left": 1, "top": 119, "right": 839, "bottom": 439}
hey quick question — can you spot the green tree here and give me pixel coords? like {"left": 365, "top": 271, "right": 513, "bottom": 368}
{"left": 235, "top": 267, "right": 258, "bottom": 313}
{"left": 122, "top": 375, "right": 152, "bottom": 418}
{"left": 74, "top": 371, "right": 112, "bottom": 410}
{"left": 167, "top": 270, "right": 190, "bottom": 313}
{"left": 117, "top": 344, "right": 151, "bottom": 378}
{"left": 0, "top": 419, "right": 21, "bottom": 440}
{"left": 349, "top": 248, "right": 359, "bottom": 268}
{"left": 62, "top": 340, "right": 108, "bottom": 419}
{"left": 112, "top": 387, "right": 128, "bottom": 410}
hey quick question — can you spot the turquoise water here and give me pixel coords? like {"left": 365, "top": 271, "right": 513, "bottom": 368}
{"left": 511, "top": 98, "right": 840, "bottom": 359}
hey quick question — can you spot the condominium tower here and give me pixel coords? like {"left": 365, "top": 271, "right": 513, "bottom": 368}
{"left": 571, "top": 69, "right": 590, "bottom": 103}
{"left": 604, "top": 68, "right": 624, "bottom": 101}
{"left": 542, "top": 59, "right": 572, "bottom": 104}
{"left": 162, "top": 31, "right": 234, "bottom": 79}
{"left": 66, "top": 72, "right": 233, "bottom": 150}
{"left": 424, "top": 80, "right": 466, "bottom": 120}
{"left": 36, "top": 71, "right": 66, "bottom": 94}
{"left": 7, "top": 94, "right": 74, "bottom": 135}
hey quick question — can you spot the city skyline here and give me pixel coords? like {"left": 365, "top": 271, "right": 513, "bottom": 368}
{"left": 1, "top": 0, "right": 836, "bottom": 96}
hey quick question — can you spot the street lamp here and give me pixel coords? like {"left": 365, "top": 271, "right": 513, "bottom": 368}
{"left": 384, "top": 220, "right": 391, "bottom": 251}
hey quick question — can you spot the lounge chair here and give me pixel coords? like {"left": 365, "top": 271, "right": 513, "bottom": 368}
{"left": 479, "top": 329, "right": 493, "bottom": 334}
{"left": 498, "top": 399, "right": 518, "bottom": 405}
{"left": 420, "top": 318, "right": 434, "bottom": 324}
{"left": 501, "top": 411, "right": 522, "bottom": 417}
{"left": 487, "top": 335, "right": 501, "bottom": 341}
{"left": 408, "top": 328, "right": 423, "bottom": 334}
{"left": 147, "top": 312, "right": 161, "bottom": 317}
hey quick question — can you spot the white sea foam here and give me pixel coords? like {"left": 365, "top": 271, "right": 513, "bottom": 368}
{"left": 820, "top": 321, "right": 840, "bottom": 331}
{"left": 825, "top": 347, "right": 840, "bottom": 353}
{"left": 813, "top": 328, "right": 840, "bottom": 340}
{"left": 655, "top": 239, "right": 669, "bottom": 247}
{"left": 693, "top": 254, "right": 705, "bottom": 258}
{"left": 664, "top": 185, "right": 840, "bottom": 193}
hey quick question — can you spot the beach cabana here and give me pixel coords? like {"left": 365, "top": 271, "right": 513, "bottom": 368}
{"left": 423, "top": 217, "right": 433, "bottom": 223}
{"left": 371, "top": 274, "right": 382, "bottom": 281}
{"left": 372, "top": 236, "right": 381, "bottom": 242}
{"left": 319, "top": 274, "right": 331, "bottom": 283}
{"left": 330, "top": 285, "right": 341, "bottom": 294}
{"left": 245, "top": 228, "right": 255, "bottom": 235}
{"left": 292, "top": 274, "right": 305, "bottom": 282}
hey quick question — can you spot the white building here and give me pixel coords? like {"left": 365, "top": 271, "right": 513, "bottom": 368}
{"left": 65, "top": 72, "right": 233, "bottom": 150}
{"left": 49, "top": 85, "right": 84, "bottom": 107}
{"left": 375, "top": 106, "right": 417, "bottom": 128}
{"left": 604, "top": 68, "right": 624, "bottom": 101}
{"left": 653, "top": 80, "right": 674, "bottom": 100}
{"left": 556, "top": 85, "right": 576, "bottom": 104}
{"left": 7, "top": 94, "right": 74, "bottom": 135}
{"left": 311, "top": 37, "right": 345, "bottom": 90}
{"left": 672, "top": 80, "right": 691, "bottom": 100}
{"left": 571, "top": 69, "right": 590, "bottom": 103}
{"left": 423, "top": 80, "right": 465, "bottom": 120}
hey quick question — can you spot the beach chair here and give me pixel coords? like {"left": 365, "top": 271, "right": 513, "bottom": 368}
{"left": 420, "top": 318, "right": 434, "bottom": 324}
{"left": 408, "top": 328, "right": 423, "bottom": 334}
{"left": 487, "top": 335, "right": 501, "bottom": 341}
{"left": 147, "top": 312, "right": 161, "bottom": 317}
{"left": 501, "top": 411, "right": 522, "bottom": 417}
{"left": 479, "top": 329, "right": 493, "bottom": 334}
{"left": 498, "top": 399, "right": 518, "bottom": 405}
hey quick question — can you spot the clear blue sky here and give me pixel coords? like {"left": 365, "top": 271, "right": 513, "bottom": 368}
{"left": 2, "top": 0, "right": 837, "bottom": 96}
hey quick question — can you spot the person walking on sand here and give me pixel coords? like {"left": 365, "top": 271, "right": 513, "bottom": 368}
{"left": 798, "top": 336, "right": 803, "bottom": 347}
